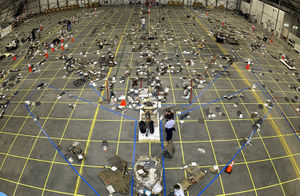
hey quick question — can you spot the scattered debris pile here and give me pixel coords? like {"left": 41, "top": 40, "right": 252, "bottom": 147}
{"left": 98, "top": 155, "right": 130, "bottom": 195}
{"left": 176, "top": 162, "right": 206, "bottom": 193}
{"left": 65, "top": 141, "right": 85, "bottom": 163}
{"left": 162, "top": 141, "right": 175, "bottom": 158}
{"left": 280, "top": 55, "right": 296, "bottom": 70}
{"left": 133, "top": 156, "right": 163, "bottom": 195}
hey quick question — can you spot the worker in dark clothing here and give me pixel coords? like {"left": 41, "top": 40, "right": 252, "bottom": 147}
{"left": 165, "top": 109, "right": 174, "bottom": 120}
{"left": 67, "top": 20, "right": 72, "bottom": 32}
{"left": 31, "top": 28, "right": 36, "bottom": 40}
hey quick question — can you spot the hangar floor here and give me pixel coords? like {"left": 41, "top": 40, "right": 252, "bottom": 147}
{"left": 0, "top": 4, "right": 299, "bottom": 196}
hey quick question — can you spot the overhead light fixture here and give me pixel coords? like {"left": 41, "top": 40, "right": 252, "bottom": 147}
{"left": 284, "top": 24, "right": 289, "bottom": 27}
{"left": 292, "top": 26, "right": 298, "bottom": 29}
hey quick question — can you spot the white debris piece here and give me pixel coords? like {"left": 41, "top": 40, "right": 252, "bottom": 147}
{"left": 198, "top": 148, "right": 206, "bottom": 153}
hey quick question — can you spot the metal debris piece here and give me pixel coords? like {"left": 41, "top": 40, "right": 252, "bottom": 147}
{"left": 163, "top": 141, "right": 175, "bottom": 158}
{"left": 101, "top": 140, "right": 109, "bottom": 152}
{"left": 67, "top": 142, "right": 85, "bottom": 161}
{"left": 179, "top": 112, "right": 190, "bottom": 120}
{"left": 99, "top": 155, "right": 129, "bottom": 195}
{"left": 133, "top": 156, "right": 162, "bottom": 194}
{"left": 179, "top": 163, "right": 206, "bottom": 192}
{"left": 209, "top": 165, "right": 219, "bottom": 174}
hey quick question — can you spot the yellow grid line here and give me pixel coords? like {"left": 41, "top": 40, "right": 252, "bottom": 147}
{"left": 0, "top": 177, "right": 84, "bottom": 196}
{"left": 0, "top": 21, "right": 82, "bottom": 179}
{"left": 0, "top": 150, "right": 299, "bottom": 170}
{"left": 163, "top": 10, "right": 190, "bottom": 195}
{"left": 216, "top": 177, "right": 300, "bottom": 196}
{"left": 116, "top": 53, "right": 133, "bottom": 155}
{"left": 0, "top": 21, "right": 62, "bottom": 83}
{"left": 9, "top": 8, "right": 106, "bottom": 195}
{"left": 5, "top": 100, "right": 300, "bottom": 106}
{"left": 11, "top": 75, "right": 300, "bottom": 85}
{"left": 190, "top": 8, "right": 293, "bottom": 195}
{"left": 41, "top": 8, "right": 114, "bottom": 195}
{"left": 74, "top": 5, "right": 135, "bottom": 195}
{"left": 227, "top": 30, "right": 300, "bottom": 179}
{"left": 0, "top": 125, "right": 298, "bottom": 144}
{"left": 173, "top": 7, "right": 258, "bottom": 195}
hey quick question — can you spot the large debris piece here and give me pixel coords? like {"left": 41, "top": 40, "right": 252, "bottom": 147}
{"left": 180, "top": 163, "right": 206, "bottom": 192}
{"left": 98, "top": 156, "right": 130, "bottom": 195}
{"left": 134, "top": 156, "right": 163, "bottom": 194}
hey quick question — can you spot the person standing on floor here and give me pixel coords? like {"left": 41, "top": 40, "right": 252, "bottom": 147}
{"left": 165, "top": 115, "right": 175, "bottom": 142}
{"left": 165, "top": 109, "right": 174, "bottom": 120}
{"left": 173, "top": 183, "right": 185, "bottom": 196}
{"left": 31, "top": 28, "right": 36, "bottom": 41}
{"left": 36, "top": 28, "right": 41, "bottom": 39}
{"left": 141, "top": 17, "right": 146, "bottom": 30}
{"left": 67, "top": 20, "right": 72, "bottom": 32}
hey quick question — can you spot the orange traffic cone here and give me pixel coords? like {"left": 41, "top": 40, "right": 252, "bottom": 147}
{"left": 246, "top": 63, "right": 250, "bottom": 70}
{"left": 51, "top": 47, "right": 55, "bottom": 51}
{"left": 13, "top": 55, "right": 16, "bottom": 61}
{"left": 225, "top": 160, "right": 235, "bottom": 174}
{"left": 222, "top": 21, "right": 225, "bottom": 26}
{"left": 270, "top": 39, "right": 273, "bottom": 43}
{"left": 281, "top": 55, "right": 285, "bottom": 60}
{"left": 251, "top": 26, "right": 254, "bottom": 31}
{"left": 206, "top": 12, "right": 208, "bottom": 17}
{"left": 45, "top": 52, "right": 49, "bottom": 58}
{"left": 40, "top": 25, "right": 43, "bottom": 31}
{"left": 71, "top": 37, "right": 74, "bottom": 42}
{"left": 61, "top": 45, "right": 64, "bottom": 50}
{"left": 61, "top": 38, "right": 64, "bottom": 43}
{"left": 28, "top": 64, "right": 32, "bottom": 72}
{"left": 120, "top": 99, "right": 126, "bottom": 107}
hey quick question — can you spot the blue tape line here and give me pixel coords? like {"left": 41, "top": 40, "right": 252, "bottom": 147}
{"left": 176, "top": 85, "right": 251, "bottom": 117}
{"left": 251, "top": 74, "right": 300, "bottom": 143}
{"left": 225, "top": 44, "right": 264, "bottom": 72}
{"left": 252, "top": 72, "right": 270, "bottom": 100}
{"left": 198, "top": 108, "right": 272, "bottom": 195}
{"left": 160, "top": 120, "right": 167, "bottom": 196}
{"left": 47, "top": 85, "right": 136, "bottom": 121}
{"left": 225, "top": 39, "right": 300, "bottom": 143}
{"left": 4, "top": 65, "right": 36, "bottom": 109}
{"left": 28, "top": 86, "right": 39, "bottom": 100}
{"left": 25, "top": 105, "right": 101, "bottom": 196}
{"left": 190, "top": 63, "right": 232, "bottom": 105}
{"left": 131, "top": 120, "right": 138, "bottom": 195}
{"left": 79, "top": 75, "right": 105, "bottom": 100}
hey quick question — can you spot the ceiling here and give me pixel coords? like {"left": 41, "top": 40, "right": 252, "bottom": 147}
{"left": 260, "top": 0, "right": 300, "bottom": 16}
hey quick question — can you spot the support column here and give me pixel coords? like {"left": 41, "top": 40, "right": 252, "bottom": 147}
{"left": 57, "top": 0, "right": 60, "bottom": 8}
{"left": 38, "top": 0, "right": 41, "bottom": 13}
{"left": 261, "top": 2, "right": 264, "bottom": 25}
{"left": 236, "top": 0, "right": 241, "bottom": 11}
{"left": 274, "top": 0, "right": 281, "bottom": 36}
{"left": 47, "top": 0, "right": 50, "bottom": 9}
{"left": 66, "top": 0, "right": 68, "bottom": 6}
{"left": 249, "top": 0, "right": 252, "bottom": 15}
{"left": 226, "top": 0, "right": 228, "bottom": 9}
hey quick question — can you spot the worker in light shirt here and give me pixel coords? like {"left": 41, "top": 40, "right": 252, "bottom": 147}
{"left": 141, "top": 17, "right": 146, "bottom": 30}
{"left": 165, "top": 115, "right": 175, "bottom": 142}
